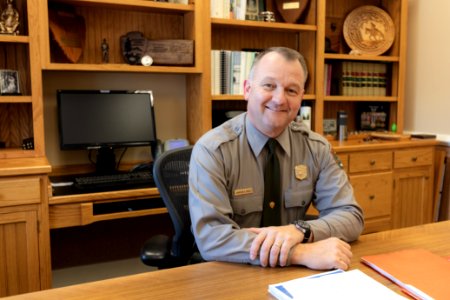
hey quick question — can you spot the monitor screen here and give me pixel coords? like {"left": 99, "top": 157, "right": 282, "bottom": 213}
{"left": 57, "top": 90, "right": 157, "bottom": 173}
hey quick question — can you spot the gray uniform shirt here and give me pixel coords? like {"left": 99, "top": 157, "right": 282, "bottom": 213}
{"left": 189, "top": 113, "right": 364, "bottom": 265}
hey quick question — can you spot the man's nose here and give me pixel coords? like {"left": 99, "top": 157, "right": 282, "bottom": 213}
{"left": 272, "top": 88, "right": 288, "bottom": 104}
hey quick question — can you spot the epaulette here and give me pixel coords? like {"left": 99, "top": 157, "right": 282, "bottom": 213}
{"left": 290, "top": 121, "right": 328, "bottom": 146}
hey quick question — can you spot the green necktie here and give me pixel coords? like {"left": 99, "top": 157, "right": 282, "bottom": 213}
{"left": 261, "top": 138, "right": 281, "bottom": 226}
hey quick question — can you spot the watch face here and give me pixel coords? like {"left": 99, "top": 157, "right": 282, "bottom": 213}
{"left": 296, "top": 220, "right": 309, "bottom": 230}
{"left": 295, "top": 220, "right": 311, "bottom": 243}
{"left": 141, "top": 55, "right": 153, "bottom": 66}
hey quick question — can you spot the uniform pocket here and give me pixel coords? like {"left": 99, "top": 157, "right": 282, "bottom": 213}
{"left": 284, "top": 188, "right": 313, "bottom": 209}
{"left": 231, "top": 194, "right": 263, "bottom": 216}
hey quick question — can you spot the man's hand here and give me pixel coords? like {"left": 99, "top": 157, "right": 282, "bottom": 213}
{"left": 248, "top": 225, "right": 302, "bottom": 267}
{"left": 290, "top": 237, "right": 352, "bottom": 270}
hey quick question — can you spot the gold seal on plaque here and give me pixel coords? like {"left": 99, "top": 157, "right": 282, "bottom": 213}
{"left": 269, "top": 201, "right": 276, "bottom": 209}
{"left": 295, "top": 164, "right": 308, "bottom": 180}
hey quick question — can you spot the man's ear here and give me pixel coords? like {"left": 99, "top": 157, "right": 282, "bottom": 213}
{"left": 243, "top": 79, "right": 251, "bottom": 101}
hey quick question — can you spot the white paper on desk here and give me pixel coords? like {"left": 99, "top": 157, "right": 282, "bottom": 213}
{"left": 268, "top": 269, "right": 406, "bottom": 300}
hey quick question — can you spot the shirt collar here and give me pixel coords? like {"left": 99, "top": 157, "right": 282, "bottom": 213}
{"left": 245, "top": 114, "right": 291, "bottom": 157}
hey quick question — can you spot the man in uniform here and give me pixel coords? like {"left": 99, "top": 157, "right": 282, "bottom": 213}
{"left": 189, "top": 47, "right": 364, "bottom": 270}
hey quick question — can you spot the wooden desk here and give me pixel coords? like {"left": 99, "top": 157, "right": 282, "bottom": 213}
{"left": 6, "top": 220, "right": 450, "bottom": 299}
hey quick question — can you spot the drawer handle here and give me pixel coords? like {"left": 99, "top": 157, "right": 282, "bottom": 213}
{"left": 411, "top": 157, "right": 418, "bottom": 162}
{"left": 369, "top": 195, "right": 375, "bottom": 200}
{"left": 370, "top": 160, "right": 376, "bottom": 166}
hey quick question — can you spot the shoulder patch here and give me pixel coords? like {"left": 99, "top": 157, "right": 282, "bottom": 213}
{"left": 331, "top": 148, "right": 344, "bottom": 169}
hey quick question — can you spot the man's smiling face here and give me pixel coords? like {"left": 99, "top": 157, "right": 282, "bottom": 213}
{"left": 244, "top": 51, "right": 305, "bottom": 138}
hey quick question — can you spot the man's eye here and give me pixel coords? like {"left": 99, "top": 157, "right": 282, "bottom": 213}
{"left": 287, "top": 88, "right": 299, "bottom": 96}
{"left": 263, "top": 83, "right": 275, "bottom": 89}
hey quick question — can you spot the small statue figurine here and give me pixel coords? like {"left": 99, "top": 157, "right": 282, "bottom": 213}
{"left": 101, "top": 38, "right": 109, "bottom": 63}
{"left": 0, "top": 0, "right": 20, "bottom": 35}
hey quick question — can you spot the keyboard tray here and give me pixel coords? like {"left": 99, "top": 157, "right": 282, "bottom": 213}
{"left": 50, "top": 171, "right": 156, "bottom": 196}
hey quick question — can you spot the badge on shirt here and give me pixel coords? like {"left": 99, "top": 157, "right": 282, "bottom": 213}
{"left": 294, "top": 164, "right": 308, "bottom": 180}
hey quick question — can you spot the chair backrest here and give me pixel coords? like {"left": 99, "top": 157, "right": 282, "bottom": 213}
{"left": 153, "top": 145, "right": 194, "bottom": 260}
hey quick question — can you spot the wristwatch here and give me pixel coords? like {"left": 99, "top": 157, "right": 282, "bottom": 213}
{"left": 293, "top": 220, "right": 311, "bottom": 243}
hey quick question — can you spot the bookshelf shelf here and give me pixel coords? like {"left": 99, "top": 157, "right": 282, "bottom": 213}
{"left": 211, "top": 18, "right": 317, "bottom": 32}
{"left": 42, "top": 63, "right": 201, "bottom": 74}
{"left": 49, "top": 0, "right": 195, "bottom": 12}
{"left": 324, "top": 96, "right": 397, "bottom": 102}
{"left": 212, "top": 94, "right": 316, "bottom": 101}
{"left": 324, "top": 53, "right": 400, "bottom": 62}
{"left": 0, "top": 96, "right": 33, "bottom": 104}
{"left": 0, "top": 35, "right": 30, "bottom": 43}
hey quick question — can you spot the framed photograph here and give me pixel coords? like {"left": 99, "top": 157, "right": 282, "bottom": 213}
{"left": 0, "top": 69, "right": 20, "bottom": 95}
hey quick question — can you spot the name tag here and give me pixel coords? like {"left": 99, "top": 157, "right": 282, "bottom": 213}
{"left": 234, "top": 187, "right": 254, "bottom": 196}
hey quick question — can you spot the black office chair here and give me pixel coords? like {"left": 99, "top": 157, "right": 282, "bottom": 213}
{"left": 140, "top": 145, "right": 203, "bottom": 269}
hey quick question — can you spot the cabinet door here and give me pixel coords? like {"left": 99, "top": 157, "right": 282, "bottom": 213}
{"left": 0, "top": 208, "right": 40, "bottom": 297}
{"left": 350, "top": 172, "right": 393, "bottom": 234}
{"left": 393, "top": 167, "right": 433, "bottom": 228}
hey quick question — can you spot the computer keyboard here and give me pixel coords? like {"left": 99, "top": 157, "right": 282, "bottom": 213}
{"left": 74, "top": 171, "right": 155, "bottom": 192}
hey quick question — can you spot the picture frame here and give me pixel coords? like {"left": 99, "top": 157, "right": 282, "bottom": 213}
{"left": 0, "top": 69, "right": 20, "bottom": 95}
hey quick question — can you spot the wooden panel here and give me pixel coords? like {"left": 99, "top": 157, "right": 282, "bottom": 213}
{"left": 393, "top": 168, "right": 433, "bottom": 228}
{"left": 212, "top": 27, "right": 299, "bottom": 51}
{"left": 48, "top": 203, "right": 82, "bottom": 228}
{"left": 48, "top": 4, "right": 186, "bottom": 64}
{"left": 0, "top": 104, "right": 33, "bottom": 148}
{"left": 348, "top": 150, "right": 392, "bottom": 173}
{"left": 0, "top": 43, "right": 31, "bottom": 95}
{"left": 0, "top": 209, "right": 40, "bottom": 297}
{"left": 49, "top": 200, "right": 168, "bottom": 229}
{"left": 0, "top": 176, "right": 40, "bottom": 207}
{"left": 438, "top": 155, "right": 450, "bottom": 221}
{"left": 350, "top": 172, "right": 392, "bottom": 219}
{"left": 394, "top": 147, "right": 433, "bottom": 169}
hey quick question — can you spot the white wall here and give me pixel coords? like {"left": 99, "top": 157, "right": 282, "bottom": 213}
{"left": 405, "top": 0, "right": 450, "bottom": 140}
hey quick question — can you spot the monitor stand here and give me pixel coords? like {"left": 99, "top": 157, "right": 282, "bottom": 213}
{"left": 95, "top": 147, "right": 116, "bottom": 174}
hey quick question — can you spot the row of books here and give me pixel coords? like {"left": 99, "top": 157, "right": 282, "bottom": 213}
{"left": 341, "top": 61, "right": 388, "bottom": 96}
{"left": 324, "top": 61, "right": 388, "bottom": 97}
{"left": 211, "top": 0, "right": 265, "bottom": 21}
{"left": 211, "top": 50, "right": 258, "bottom": 95}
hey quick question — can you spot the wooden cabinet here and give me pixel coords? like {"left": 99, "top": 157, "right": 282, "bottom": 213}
{"left": 207, "top": 0, "right": 407, "bottom": 137}
{"left": 0, "top": 158, "right": 51, "bottom": 297}
{"left": 335, "top": 141, "right": 436, "bottom": 234}
{"left": 208, "top": 1, "right": 317, "bottom": 126}
{"left": 0, "top": 0, "right": 45, "bottom": 158}
{"left": 319, "top": 0, "right": 408, "bottom": 135}
{"left": 347, "top": 150, "right": 393, "bottom": 233}
{"left": 0, "top": 206, "right": 40, "bottom": 296}
{"left": 37, "top": 0, "right": 208, "bottom": 142}
{"left": 392, "top": 147, "right": 434, "bottom": 228}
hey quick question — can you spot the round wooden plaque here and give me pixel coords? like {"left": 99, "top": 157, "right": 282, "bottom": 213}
{"left": 343, "top": 5, "right": 395, "bottom": 56}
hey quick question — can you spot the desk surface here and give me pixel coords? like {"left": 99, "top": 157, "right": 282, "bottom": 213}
{"left": 6, "top": 220, "right": 450, "bottom": 299}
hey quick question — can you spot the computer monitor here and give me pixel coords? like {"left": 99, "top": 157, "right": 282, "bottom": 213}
{"left": 57, "top": 90, "right": 157, "bottom": 173}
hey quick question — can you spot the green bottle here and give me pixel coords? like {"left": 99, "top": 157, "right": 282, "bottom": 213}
{"left": 391, "top": 123, "right": 397, "bottom": 133}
